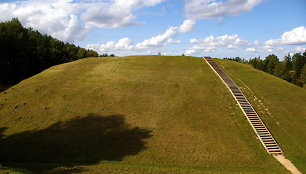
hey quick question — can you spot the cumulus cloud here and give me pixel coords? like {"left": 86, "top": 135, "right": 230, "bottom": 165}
{"left": 267, "top": 49, "right": 273, "bottom": 52}
{"left": 87, "top": 38, "right": 133, "bottom": 53}
{"left": 184, "top": 0, "right": 262, "bottom": 20}
{"left": 254, "top": 40, "right": 260, "bottom": 46}
{"left": 185, "top": 49, "right": 197, "bottom": 55}
{"left": 58, "top": 15, "right": 90, "bottom": 43}
{"left": 246, "top": 48, "right": 256, "bottom": 52}
{"left": 115, "top": 38, "right": 134, "bottom": 50}
{"left": 265, "top": 26, "right": 306, "bottom": 45}
{"left": 179, "top": 19, "right": 196, "bottom": 33}
{"left": 87, "top": 18, "right": 196, "bottom": 53}
{"left": 81, "top": 0, "right": 164, "bottom": 28}
{"left": 81, "top": 4, "right": 137, "bottom": 28}
{"left": 0, "top": 0, "right": 165, "bottom": 43}
{"left": 276, "top": 47, "right": 285, "bottom": 51}
{"left": 190, "top": 34, "right": 248, "bottom": 46}
{"left": 262, "top": 45, "right": 272, "bottom": 50}
{"left": 257, "top": 45, "right": 273, "bottom": 53}
{"left": 136, "top": 19, "right": 196, "bottom": 49}
{"left": 0, "top": 0, "right": 86, "bottom": 42}
{"left": 186, "top": 34, "right": 248, "bottom": 55}
{"left": 295, "top": 46, "right": 306, "bottom": 52}
{"left": 136, "top": 27, "right": 181, "bottom": 49}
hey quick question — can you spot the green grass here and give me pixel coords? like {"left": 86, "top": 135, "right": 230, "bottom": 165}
{"left": 0, "top": 56, "right": 288, "bottom": 173}
{"left": 215, "top": 59, "right": 306, "bottom": 173}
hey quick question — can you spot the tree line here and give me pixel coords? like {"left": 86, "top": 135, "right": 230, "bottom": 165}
{"left": 224, "top": 52, "right": 306, "bottom": 87}
{"left": 0, "top": 18, "right": 99, "bottom": 84}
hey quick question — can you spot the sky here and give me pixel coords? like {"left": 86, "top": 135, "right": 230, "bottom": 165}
{"left": 0, "top": 0, "right": 305, "bottom": 59}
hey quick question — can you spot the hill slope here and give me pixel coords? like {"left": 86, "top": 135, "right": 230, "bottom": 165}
{"left": 215, "top": 59, "right": 306, "bottom": 173}
{"left": 0, "top": 56, "right": 288, "bottom": 173}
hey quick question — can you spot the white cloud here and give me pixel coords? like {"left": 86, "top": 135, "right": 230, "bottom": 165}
{"left": 179, "top": 19, "right": 196, "bottom": 33}
{"left": 58, "top": 15, "right": 90, "bottom": 43}
{"left": 186, "top": 34, "right": 249, "bottom": 55}
{"left": 136, "top": 27, "right": 181, "bottom": 49}
{"left": 190, "top": 34, "right": 248, "bottom": 47}
{"left": 186, "top": 49, "right": 197, "bottom": 55}
{"left": 204, "top": 46, "right": 217, "bottom": 52}
{"left": 254, "top": 40, "right": 260, "bottom": 46}
{"left": 263, "top": 45, "right": 272, "bottom": 50}
{"left": 265, "top": 26, "right": 306, "bottom": 45}
{"left": 115, "top": 0, "right": 165, "bottom": 7}
{"left": 81, "top": 0, "right": 165, "bottom": 28}
{"left": 87, "top": 38, "right": 134, "bottom": 53}
{"left": 135, "top": 19, "right": 196, "bottom": 50}
{"left": 81, "top": 3, "right": 137, "bottom": 28}
{"left": 184, "top": 0, "right": 262, "bottom": 20}
{"left": 87, "top": 18, "right": 196, "bottom": 53}
{"left": 0, "top": 0, "right": 86, "bottom": 42}
{"left": 115, "top": 38, "right": 134, "bottom": 50}
{"left": 186, "top": 46, "right": 216, "bottom": 55}
{"left": 0, "top": 0, "right": 165, "bottom": 43}
{"left": 227, "top": 44, "right": 236, "bottom": 49}
{"left": 295, "top": 46, "right": 306, "bottom": 52}
{"left": 246, "top": 48, "right": 256, "bottom": 52}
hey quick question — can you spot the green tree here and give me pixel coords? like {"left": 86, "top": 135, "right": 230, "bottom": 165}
{"left": 264, "top": 54, "right": 279, "bottom": 74}
{"left": 100, "top": 53, "right": 108, "bottom": 57}
{"left": 87, "top": 50, "right": 99, "bottom": 57}
{"left": 273, "top": 62, "right": 286, "bottom": 78}
{"left": 281, "top": 54, "right": 293, "bottom": 82}
{"left": 301, "top": 65, "right": 306, "bottom": 85}
{"left": 249, "top": 57, "right": 265, "bottom": 71}
{"left": 0, "top": 18, "right": 98, "bottom": 83}
{"left": 283, "top": 54, "right": 292, "bottom": 72}
{"left": 76, "top": 48, "right": 87, "bottom": 59}
{"left": 247, "top": 52, "right": 305, "bottom": 87}
{"left": 292, "top": 53, "right": 306, "bottom": 78}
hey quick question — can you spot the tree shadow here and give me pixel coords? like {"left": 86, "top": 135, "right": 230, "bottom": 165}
{"left": 0, "top": 114, "right": 152, "bottom": 173}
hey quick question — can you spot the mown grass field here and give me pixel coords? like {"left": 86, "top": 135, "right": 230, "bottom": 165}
{"left": 0, "top": 56, "right": 288, "bottom": 173}
{"left": 215, "top": 59, "right": 306, "bottom": 173}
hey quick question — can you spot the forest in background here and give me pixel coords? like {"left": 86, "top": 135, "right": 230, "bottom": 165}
{"left": 0, "top": 18, "right": 99, "bottom": 84}
{"left": 224, "top": 51, "right": 306, "bottom": 87}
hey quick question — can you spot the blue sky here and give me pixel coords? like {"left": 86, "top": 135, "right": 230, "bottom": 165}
{"left": 0, "top": 0, "right": 305, "bottom": 59}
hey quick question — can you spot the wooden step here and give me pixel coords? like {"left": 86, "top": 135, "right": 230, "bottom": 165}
{"left": 203, "top": 57, "right": 283, "bottom": 155}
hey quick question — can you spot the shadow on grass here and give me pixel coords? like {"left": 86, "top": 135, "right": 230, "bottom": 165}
{"left": 0, "top": 114, "right": 152, "bottom": 173}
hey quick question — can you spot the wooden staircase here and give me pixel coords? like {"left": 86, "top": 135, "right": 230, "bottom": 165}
{"left": 203, "top": 57, "right": 283, "bottom": 155}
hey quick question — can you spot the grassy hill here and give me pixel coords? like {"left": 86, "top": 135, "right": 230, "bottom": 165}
{"left": 0, "top": 56, "right": 292, "bottom": 173}
{"left": 215, "top": 59, "right": 306, "bottom": 173}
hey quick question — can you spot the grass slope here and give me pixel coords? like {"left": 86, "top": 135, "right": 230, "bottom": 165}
{"left": 0, "top": 56, "right": 287, "bottom": 173}
{"left": 215, "top": 59, "right": 306, "bottom": 173}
